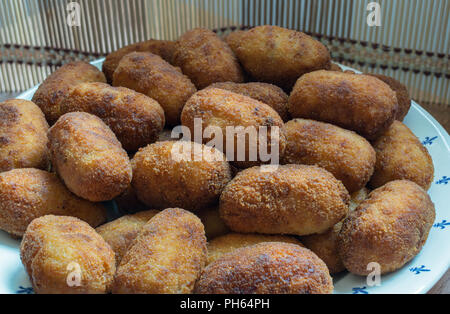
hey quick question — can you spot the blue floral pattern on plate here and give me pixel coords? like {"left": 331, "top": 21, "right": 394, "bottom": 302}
{"left": 422, "top": 136, "right": 438, "bottom": 146}
{"left": 436, "top": 176, "right": 450, "bottom": 185}
{"left": 352, "top": 286, "right": 369, "bottom": 294}
{"left": 409, "top": 265, "right": 430, "bottom": 275}
{"left": 16, "top": 286, "right": 33, "bottom": 294}
{"left": 433, "top": 220, "right": 450, "bottom": 229}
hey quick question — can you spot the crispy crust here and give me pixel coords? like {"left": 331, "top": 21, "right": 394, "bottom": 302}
{"left": 62, "top": 81, "right": 165, "bottom": 152}
{"left": 0, "top": 168, "right": 106, "bottom": 237}
{"left": 48, "top": 112, "right": 132, "bottom": 202}
{"left": 20, "top": 215, "right": 115, "bottom": 294}
{"left": 368, "top": 74, "right": 411, "bottom": 121}
{"left": 181, "top": 88, "right": 286, "bottom": 168}
{"left": 282, "top": 118, "right": 376, "bottom": 193}
{"left": 338, "top": 180, "right": 435, "bottom": 275}
{"left": 31, "top": 61, "right": 106, "bottom": 124}
{"left": 301, "top": 223, "right": 345, "bottom": 274}
{"left": 207, "top": 233, "right": 303, "bottom": 265}
{"left": 0, "top": 99, "right": 49, "bottom": 172}
{"left": 96, "top": 210, "right": 159, "bottom": 264}
{"left": 195, "top": 242, "right": 333, "bottom": 294}
{"left": 369, "top": 121, "right": 434, "bottom": 190}
{"left": 131, "top": 141, "right": 232, "bottom": 211}
{"left": 219, "top": 164, "right": 350, "bottom": 235}
{"left": 225, "top": 25, "right": 331, "bottom": 91}
{"left": 113, "top": 208, "right": 207, "bottom": 294}
{"left": 172, "top": 28, "right": 244, "bottom": 89}
{"left": 102, "top": 39, "right": 176, "bottom": 83}
{"left": 288, "top": 70, "right": 398, "bottom": 140}
{"left": 206, "top": 82, "right": 290, "bottom": 121}
{"left": 301, "top": 187, "right": 370, "bottom": 274}
{"left": 113, "top": 52, "right": 196, "bottom": 126}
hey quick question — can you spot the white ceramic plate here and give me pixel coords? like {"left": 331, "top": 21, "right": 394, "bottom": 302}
{"left": 1, "top": 60, "right": 449, "bottom": 294}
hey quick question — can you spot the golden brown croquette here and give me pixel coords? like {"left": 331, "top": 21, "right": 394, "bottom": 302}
{"left": 20, "top": 215, "right": 116, "bottom": 294}
{"left": 48, "top": 112, "right": 132, "bottom": 202}
{"left": 288, "top": 70, "right": 398, "bottom": 140}
{"left": 338, "top": 180, "right": 435, "bottom": 275}
{"left": 0, "top": 99, "right": 49, "bottom": 172}
{"left": 219, "top": 164, "right": 350, "bottom": 236}
{"left": 195, "top": 242, "right": 333, "bottom": 294}
{"left": 112, "top": 52, "right": 196, "bottom": 126}
{"left": 0, "top": 168, "right": 106, "bottom": 237}
{"left": 370, "top": 120, "right": 434, "bottom": 190}
{"left": 113, "top": 208, "right": 207, "bottom": 293}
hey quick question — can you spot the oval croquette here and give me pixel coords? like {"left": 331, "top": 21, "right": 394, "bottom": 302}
{"left": 195, "top": 242, "right": 333, "bottom": 294}
{"left": 113, "top": 208, "right": 207, "bottom": 294}
{"left": 103, "top": 39, "right": 176, "bottom": 83}
{"left": 288, "top": 70, "right": 398, "bottom": 140}
{"left": 370, "top": 121, "right": 434, "bottom": 190}
{"left": 219, "top": 164, "right": 350, "bottom": 236}
{"left": 172, "top": 28, "right": 244, "bottom": 89}
{"left": 282, "top": 119, "right": 376, "bottom": 193}
{"left": 31, "top": 61, "right": 106, "bottom": 124}
{"left": 48, "top": 112, "right": 132, "bottom": 202}
{"left": 338, "top": 180, "right": 435, "bottom": 275}
{"left": 181, "top": 88, "right": 286, "bottom": 168}
{"left": 20, "top": 215, "right": 115, "bottom": 294}
{"left": 62, "top": 82, "right": 165, "bottom": 152}
{"left": 112, "top": 52, "right": 196, "bottom": 126}
{"left": 0, "top": 168, "right": 106, "bottom": 237}
{"left": 131, "top": 141, "right": 232, "bottom": 211}
{"left": 226, "top": 26, "right": 331, "bottom": 91}
{"left": 0, "top": 99, "right": 49, "bottom": 172}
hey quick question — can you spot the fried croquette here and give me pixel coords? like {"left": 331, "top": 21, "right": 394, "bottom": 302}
{"left": 172, "top": 28, "right": 244, "bottom": 89}
{"left": 102, "top": 39, "right": 176, "bottom": 83}
{"left": 131, "top": 141, "right": 232, "bottom": 211}
{"left": 195, "top": 242, "right": 333, "bottom": 294}
{"left": 96, "top": 210, "right": 159, "bottom": 264}
{"left": 113, "top": 208, "right": 207, "bottom": 294}
{"left": 62, "top": 81, "right": 165, "bottom": 152}
{"left": 369, "top": 121, "right": 434, "bottom": 190}
{"left": 0, "top": 99, "right": 49, "bottom": 172}
{"left": 181, "top": 88, "right": 286, "bottom": 168}
{"left": 368, "top": 73, "right": 411, "bottom": 121}
{"left": 206, "top": 82, "right": 290, "bottom": 121}
{"left": 32, "top": 61, "right": 106, "bottom": 124}
{"left": 338, "top": 180, "right": 435, "bottom": 275}
{"left": 0, "top": 168, "right": 106, "bottom": 237}
{"left": 226, "top": 25, "right": 331, "bottom": 91}
{"left": 48, "top": 112, "right": 132, "bottom": 202}
{"left": 195, "top": 206, "right": 229, "bottom": 240}
{"left": 301, "top": 223, "right": 345, "bottom": 274}
{"left": 219, "top": 164, "right": 350, "bottom": 236}
{"left": 112, "top": 52, "right": 196, "bottom": 126}
{"left": 301, "top": 187, "right": 369, "bottom": 274}
{"left": 20, "top": 215, "right": 115, "bottom": 294}
{"left": 282, "top": 119, "right": 376, "bottom": 193}
{"left": 288, "top": 70, "right": 398, "bottom": 140}
{"left": 207, "top": 233, "right": 303, "bottom": 265}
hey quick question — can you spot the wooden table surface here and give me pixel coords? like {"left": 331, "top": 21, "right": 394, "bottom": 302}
{"left": 0, "top": 92, "right": 449, "bottom": 293}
